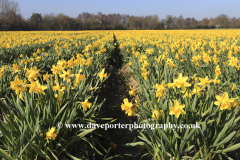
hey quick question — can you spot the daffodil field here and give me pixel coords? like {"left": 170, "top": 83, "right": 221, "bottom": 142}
{"left": 116, "top": 30, "right": 240, "bottom": 159}
{"left": 0, "top": 30, "right": 240, "bottom": 159}
{"left": 0, "top": 31, "right": 115, "bottom": 159}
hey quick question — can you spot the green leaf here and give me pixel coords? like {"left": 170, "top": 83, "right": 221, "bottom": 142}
{"left": 30, "top": 142, "right": 51, "bottom": 159}
{"left": 201, "top": 102, "right": 213, "bottom": 117}
{"left": 173, "top": 130, "right": 181, "bottom": 139}
{"left": 16, "top": 125, "right": 27, "bottom": 155}
{"left": 191, "top": 94, "right": 197, "bottom": 112}
{"left": 52, "top": 101, "right": 70, "bottom": 126}
{"left": 213, "top": 116, "right": 235, "bottom": 146}
{"left": 138, "top": 135, "right": 153, "bottom": 146}
{"left": 122, "top": 142, "right": 145, "bottom": 147}
{"left": 47, "top": 147, "right": 58, "bottom": 160}
{"left": 192, "top": 143, "right": 206, "bottom": 160}
{"left": 63, "top": 128, "right": 96, "bottom": 149}
{"left": 0, "top": 122, "right": 12, "bottom": 145}
{"left": 159, "top": 129, "right": 172, "bottom": 148}
{"left": 222, "top": 143, "right": 240, "bottom": 153}
{"left": 232, "top": 116, "right": 240, "bottom": 126}
{"left": 211, "top": 131, "right": 236, "bottom": 148}
{"left": 180, "top": 128, "right": 195, "bottom": 153}
{"left": 160, "top": 137, "right": 170, "bottom": 160}
{"left": 181, "top": 145, "right": 194, "bottom": 156}
{"left": 0, "top": 148, "right": 14, "bottom": 160}
{"left": 81, "top": 137, "right": 103, "bottom": 156}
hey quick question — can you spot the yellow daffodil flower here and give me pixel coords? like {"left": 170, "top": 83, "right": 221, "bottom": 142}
{"left": 169, "top": 100, "right": 186, "bottom": 118}
{"left": 46, "top": 127, "right": 57, "bottom": 143}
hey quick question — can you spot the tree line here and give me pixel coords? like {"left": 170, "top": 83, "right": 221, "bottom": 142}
{"left": 1, "top": 0, "right": 240, "bottom": 31}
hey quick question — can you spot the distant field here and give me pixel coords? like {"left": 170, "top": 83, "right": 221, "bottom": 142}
{"left": 0, "top": 30, "right": 240, "bottom": 159}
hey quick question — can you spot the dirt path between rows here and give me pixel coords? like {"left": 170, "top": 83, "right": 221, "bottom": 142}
{"left": 103, "top": 34, "right": 141, "bottom": 160}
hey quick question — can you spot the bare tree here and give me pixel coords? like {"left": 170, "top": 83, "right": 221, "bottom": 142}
{"left": 191, "top": 17, "right": 198, "bottom": 28}
{"left": 43, "top": 13, "right": 56, "bottom": 30}
{"left": 166, "top": 15, "right": 173, "bottom": 29}
{"left": 208, "top": 17, "right": 214, "bottom": 26}
{"left": 184, "top": 17, "right": 191, "bottom": 28}
{"left": 176, "top": 15, "right": 184, "bottom": 28}
{"left": 215, "top": 14, "right": 230, "bottom": 28}
{"left": 172, "top": 16, "right": 177, "bottom": 28}
{"left": 2, "top": 2, "right": 240, "bottom": 31}
{"left": 56, "top": 13, "right": 72, "bottom": 30}
{"left": 0, "top": 0, "right": 20, "bottom": 30}
{"left": 0, "top": 0, "right": 9, "bottom": 19}
{"left": 152, "top": 15, "right": 159, "bottom": 29}
{"left": 201, "top": 18, "right": 209, "bottom": 26}
{"left": 7, "top": 1, "right": 19, "bottom": 14}
{"left": 230, "top": 17, "right": 238, "bottom": 28}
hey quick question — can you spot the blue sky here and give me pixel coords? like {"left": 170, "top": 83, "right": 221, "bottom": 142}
{"left": 18, "top": 0, "right": 240, "bottom": 20}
